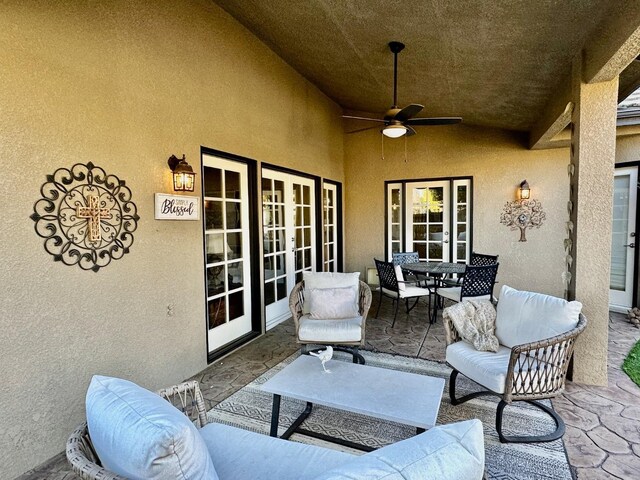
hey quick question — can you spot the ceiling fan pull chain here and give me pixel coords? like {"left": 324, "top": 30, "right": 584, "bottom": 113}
{"left": 404, "top": 135, "right": 407, "bottom": 163}
{"left": 381, "top": 132, "right": 385, "bottom": 161}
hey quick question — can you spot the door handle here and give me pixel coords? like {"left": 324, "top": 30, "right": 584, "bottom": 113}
{"left": 624, "top": 243, "right": 635, "bottom": 248}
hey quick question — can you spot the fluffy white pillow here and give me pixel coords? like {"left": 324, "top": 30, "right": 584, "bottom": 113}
{"left": 86, "top": 375, "right": 218, "bottom": 480}
{"left": 302, "top": 271, "right": 360, "bottom": 314}
{"left": 308, "top": 287, "right": 359, "bottom": 319}
{"left": 496, "top": 285, "right": 582, "bottom": 348}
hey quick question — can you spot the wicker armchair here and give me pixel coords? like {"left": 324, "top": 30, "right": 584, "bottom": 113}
{"left": 66, "top": 380, "right": 208, "bottom": 480}
{"left": 444, "top": 306, "right": 587, "bottom": 444}
{"left": 289, "top": 279, "right": 372, "bottom": 364}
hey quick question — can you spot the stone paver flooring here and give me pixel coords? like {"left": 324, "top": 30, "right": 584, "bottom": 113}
{"left": 17, "top": 296, "right": 640, "bottom": 479}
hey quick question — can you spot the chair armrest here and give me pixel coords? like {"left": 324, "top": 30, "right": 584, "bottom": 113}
{"left": 289, "top": 281, "right": 305, "bottom": 333}
{"left": 156, "top": 380, "right": 208, "bottom": 428}
{"left": 442, "top": 309, "right": 462, "bottom": 346}
{"left": 504, "top": 314, "right": 587, "bottom": 401}
{"left": 67, "top": 422, "right": 127, "bottom": 480}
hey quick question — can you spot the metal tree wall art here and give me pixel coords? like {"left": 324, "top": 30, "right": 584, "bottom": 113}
{"left": 30, "top": 162, "right": 140, "bottom": 272}
{"left": 499, "top": 199, "right": 546, "bottom": 242}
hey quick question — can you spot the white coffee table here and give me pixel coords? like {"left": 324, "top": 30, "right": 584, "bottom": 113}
{"left": 261, "top": 354, "right": 445, "bottom": 451}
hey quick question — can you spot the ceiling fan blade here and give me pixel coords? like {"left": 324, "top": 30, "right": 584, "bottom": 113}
{"left": 394, "top": 104, "right": 424, "bottom": 121}
{"left": 405, "top": 125, "right": 417, "bottom": 136}
{"left": 346, "top": 125, "right": 381, "bottom": 134}
{"left": 405, "top": 117, "right": 463, "bottom": 126}
{"left": 342, "top": 115, "right": 386, "bottom": 123}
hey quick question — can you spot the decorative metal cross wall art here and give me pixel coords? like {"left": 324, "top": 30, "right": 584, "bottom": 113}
{"left": 499, "top": 199, "right": 546, "bottom": 242}
{"left": 30, "top": 162, "right": 140, "bottom": 272}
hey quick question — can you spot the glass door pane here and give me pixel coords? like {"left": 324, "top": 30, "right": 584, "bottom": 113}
{"left": 452, "top": 179, "right": 471, "bottom": 264}
{"left": 263, "top": 170, "right": 316, "bottom": 329}
{"left": 387, "top": 183, "right": 403, "bottom": 260}
{"left": 610, "top": 166, "right": 637, "bottom": 310}
{"left": 202, "top": 155, "right": 252, "bottom": 354}
{"left": 406, "top": 181, "right": 450, "bottom": 262}
{"left": 323, "top": 183, "right": 338, "bottom": 272}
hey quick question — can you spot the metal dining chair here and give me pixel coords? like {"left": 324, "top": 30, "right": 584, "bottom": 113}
{"left": 392, "top": 252, "right": 436, "bottom": 289}
{"left": 443, "top": 251, "right": 499, "bottom": 286}
{"left": 374, "top": 258, "right": 433, "bottom": 327}
{"left": 437, "top": 263, "right": 499, "bottom": 304}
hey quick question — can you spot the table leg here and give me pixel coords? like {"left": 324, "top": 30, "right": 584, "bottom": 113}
{"left": 270, "top": 394, "right": 281, "bottom": 437}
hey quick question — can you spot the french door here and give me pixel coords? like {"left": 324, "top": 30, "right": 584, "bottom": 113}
{"left": 323, "top": 182, "right": 338, "bottom": 272}
{"left": 610, "top": 166, "right": 638, "bottom": 311}
{"left": 262, "top": 169, "right": 316, "bottom": 328}
{"left": 202, "top": 154, "right": 253, "bottom": 354}
{"left": 387, "top": 178, "right": 471, "bottom": 262}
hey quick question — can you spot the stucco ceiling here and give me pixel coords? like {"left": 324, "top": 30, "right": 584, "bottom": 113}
{"left": 213, "top": 0, "right": 620, "bottom": 131}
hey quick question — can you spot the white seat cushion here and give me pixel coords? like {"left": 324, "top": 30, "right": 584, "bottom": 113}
{"left": 298, "top": 315, "right": 363, "bottom": 343}
{"left": 399, "top": 285, "right": 431, "bottom": 299}
{"left": 86, "top": 375, "right": 218, "bottom": 479}
{"left": 495, "top": 285, "right": 582, "bottom": 348}
{"left": 302, "top": 271, "right": 360, "bottom": 314}
{"left": 200, "top": 423, "right": 353, "bottom": 480}
{"left": 446, "top": 342, "right": 512, "bottom": 394}
{"left": 438, "top": 287, "right": 490, "bottom": 302}
{"left": 394, "top": 265, "right": 407, "bottom": 291}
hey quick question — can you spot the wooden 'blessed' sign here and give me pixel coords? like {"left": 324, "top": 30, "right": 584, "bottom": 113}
{"left": 154, "top": 193, "right": 200, "bottom": 221}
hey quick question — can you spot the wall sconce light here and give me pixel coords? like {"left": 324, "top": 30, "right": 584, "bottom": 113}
{"left": 500, "top": 179, "right": 545, "bottom": 242}
{"left": 168, "top": 154, "right": 195, "bottom": 192}
{"left": 519, "top": 180, "right": 530, "bottom": 200}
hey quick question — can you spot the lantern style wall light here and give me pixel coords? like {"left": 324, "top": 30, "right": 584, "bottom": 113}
{"left": 500, "top": 179, "right": 545, "bottom": 242}
{"left": 519, "top": 180, "right": 531, "bottom": 200}
{"left": 168, "top": 154, "right": 196, "bottom": 192}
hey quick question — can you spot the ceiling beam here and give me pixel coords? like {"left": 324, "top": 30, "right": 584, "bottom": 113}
{"left": 583, "top": 0, "right": 640, "bottom": 84}
{"left": 529, "top": 74, "right": 573, "bottom": 150}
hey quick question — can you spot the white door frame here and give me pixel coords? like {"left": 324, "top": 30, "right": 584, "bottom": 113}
{"left": 610, "top": 166, "right": 638, "bottom": 312}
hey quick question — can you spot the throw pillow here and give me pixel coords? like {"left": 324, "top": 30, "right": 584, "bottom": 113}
{"left": 86, "top": 375, "right": 218, "bottom": 480}
{"left": 443, "top": 300, "right": 499, "bottom": 352}
{"left": 308, "top": 287, "right": 359, "bottom": 319}
{"left": 302, "top": 271, "right": 360, "bottom": 314}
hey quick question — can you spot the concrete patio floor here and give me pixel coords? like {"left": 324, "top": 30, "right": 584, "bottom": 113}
{"left": 18, "top": 296, "right": 640, "bottom": 480}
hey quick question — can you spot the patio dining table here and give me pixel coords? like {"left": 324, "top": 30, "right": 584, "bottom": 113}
{"left": 401, "top": 261, "right": 466, "bottom": 323}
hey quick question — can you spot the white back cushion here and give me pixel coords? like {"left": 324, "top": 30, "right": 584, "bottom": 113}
{"left": 393, "top": 265, "right": 406, "bottom": 291}
{"left": 86, "top": 375, "right": 218, "bottom": 480}
{"left": 308, "top": 287, "right": 359, "bottom": 319}
{"left": 302, "top": 271, "right": 360, "bottom": 314}
{"left": 495, "top": 285, "right": 582, "bottom": 348}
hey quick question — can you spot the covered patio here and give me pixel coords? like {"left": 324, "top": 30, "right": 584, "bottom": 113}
{"left": 20, "top": 307, "right": 640, "bottom": 478}
{"left": 3, "top": 0, "right": 640, "bottom": 479}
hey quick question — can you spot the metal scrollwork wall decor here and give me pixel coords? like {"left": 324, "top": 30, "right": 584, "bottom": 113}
{"left": 30, "top": 162, "right": 140, "bottom": 272}
{"left": 499, "top": 198, "right": 546, "bottom": 242}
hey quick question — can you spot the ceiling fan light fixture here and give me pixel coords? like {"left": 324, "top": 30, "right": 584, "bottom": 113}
{"left": 382, "top": 124, "right": 407, "bottom": 138}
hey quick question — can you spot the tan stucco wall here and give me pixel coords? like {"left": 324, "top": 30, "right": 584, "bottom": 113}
{"left": 0, "top": 1, "right": 343, "bottom": 477}
{"left": 344, "top": 125, "right": 570, "bottom": 299}
{"left": 616, "top": 131, "right": 640, "bottom": 163}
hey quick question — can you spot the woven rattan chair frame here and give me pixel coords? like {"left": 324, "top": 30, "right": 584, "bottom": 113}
{"left": 289, "top": 279, "right": 372, "bottom": 363}
{"left": 444, "top": 312, "right": 587, "bottom": 443}
{"left": 66, "top": 380, "right": 209, "bottom": 480}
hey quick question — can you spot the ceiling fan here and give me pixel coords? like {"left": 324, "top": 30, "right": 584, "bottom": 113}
{"left": 343, "top": 41, "right": 462, "bottom": 138}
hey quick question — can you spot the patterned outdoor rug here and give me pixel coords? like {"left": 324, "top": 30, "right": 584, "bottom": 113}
{"left": 207, "top": 350, "right": 574, "bottom": 480}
